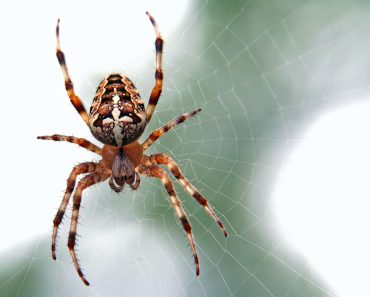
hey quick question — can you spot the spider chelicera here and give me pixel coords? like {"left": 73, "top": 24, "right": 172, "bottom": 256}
{"left": 38, "top": 12, "right": 228, "bottom": 286}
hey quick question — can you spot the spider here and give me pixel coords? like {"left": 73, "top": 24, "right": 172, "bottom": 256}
{"left": 37, "top": 12, "right": 228, "bottom": 286}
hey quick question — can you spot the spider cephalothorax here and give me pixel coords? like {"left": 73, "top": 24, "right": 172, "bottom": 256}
{"left": 38, "top": 12, "right": 227, "bottom": 286}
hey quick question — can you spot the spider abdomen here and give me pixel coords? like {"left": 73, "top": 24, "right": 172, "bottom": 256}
{"left": 88, "top": 74, "right": 146, "bottom": 146}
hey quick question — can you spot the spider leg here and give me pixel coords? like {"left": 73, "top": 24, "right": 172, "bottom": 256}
{"left": 37, "top": 134, "right": 102, "bottom": 155}
{"left": 144, "top": 154, "right": 228, "bottom": 237}
{"left": 138, "top": 164, "right": 200, "bottom": 276}
{"left": 51, "top": 162, "right": 98, "bottom": 260}
{"left": 145, "top": 11, "right": 164, "bottom": 124}
{"left": 68, "top": 171, "right": 110, "bottom": 286}
{"left": 142, "top": 108, "right": 202, "bottom": 151}
{"left": 56, "top": 19, "right": 89, "bottom": 125}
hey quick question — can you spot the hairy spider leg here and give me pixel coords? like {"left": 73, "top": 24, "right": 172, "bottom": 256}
{"left": 138, "top": 165, "right": 200, "bottom": 276}
{"left": 37, "top": 135, "right": 102, "bottom": 155}
{"left": 142, "top": 108, "right": 202, "bottom": 151}
{"left": 145, "top": 11, "right": 164, "bottom": 124}
{"left": 144, "top": 154, "right": 228, "bottom": 237}
{"left": 51, "top": 162, "right": 98, "bottom": 260}
{"left": 68, "top": 172, "right": 110, "bottom": 286}
{"left": 56, "top": 19, "right": 89, "bottom": 125}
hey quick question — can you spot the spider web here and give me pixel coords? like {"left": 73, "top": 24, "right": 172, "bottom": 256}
{"left": 2, "top": 0, "right": 370, "bottom": 296}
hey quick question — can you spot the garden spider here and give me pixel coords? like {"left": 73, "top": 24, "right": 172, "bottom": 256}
{"left": 38, "top": 12, "right": 228, "bottom": 286}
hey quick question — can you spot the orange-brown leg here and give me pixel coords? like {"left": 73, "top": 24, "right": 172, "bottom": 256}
{"left": 68, "top": 171, "right": 109, "bottom": 286}
{"left": 51, "top": 162, "right": 97, "bottom": 260}
{"left": 144, "top": 154, "right": 228, "bottom": 237}
{"left": 56, "top": 19, "right": 89, "bottom": 125}
{"left": 37, "top": 134, "right": 102, "bottom": 155}
{"left": 145, "top": 11, "right": 164, "bottom": 124}
{"left": 138, "top": 164, "right": 200, "bottom": 275}
{"left": 142, "top": 108, "right": 202, "bottom": 151}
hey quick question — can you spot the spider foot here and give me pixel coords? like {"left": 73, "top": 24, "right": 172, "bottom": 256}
{"left": 204, "top": 205, "right": 228, "bottom": 237}
{"left": 51, "top": 211, "right": 64, "bottom": 260}
{"left": 195, "top": 254, "right": 200, "bottom": 276}
{"left": 51, "top": 245, "right": 57, "bottom": 260}
{"left": 69, "top": 248, "right": 90, "bottom": 286}
{"left": 185, "top": 233, "right": 200, "bottom": 276}
{"left": 68, "top": 232, "right": 90, "bottom": 286}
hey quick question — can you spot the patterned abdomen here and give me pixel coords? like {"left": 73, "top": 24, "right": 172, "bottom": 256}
{"left": 88, "top": 74, "right": 146, "bottom": 146}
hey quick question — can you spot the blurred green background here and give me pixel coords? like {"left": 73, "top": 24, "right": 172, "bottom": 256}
{"left": 2, "top": 0, "right": 370, "bottom": 296}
